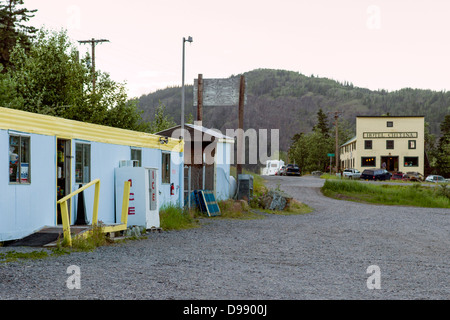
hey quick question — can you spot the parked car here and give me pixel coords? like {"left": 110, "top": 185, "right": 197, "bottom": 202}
{"left": 278, "top": 166, "right": 286, "bottom": 176}
{"left": 402, "top": 172, "right": 424, "bottom": 182}
{"left": 360, "top": 168, "right": 392, "bottom": 181}
{"left": 343, "top": 168, "right": 361, "bottom": 179}
{"left": 391, "top": 172, "right": 404, "bottom": 180}
{"left": 285, "top": 164, "right": 301, "bottom": 176}
{"left": 425, "top": 175, "right": 449, "bottom": 183}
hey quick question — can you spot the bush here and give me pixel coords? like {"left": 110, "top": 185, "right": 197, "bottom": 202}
{"left": 68, "top": 223, "right": 110, "bottom": 251}
{"left": 218, "top": 199, "right": 254, "bottom": 219}
{"left": 159, "top": 204, "right": 199, "bottom": 230}
{"left": 435, "top": 184, "right": 450, "bottom": 200}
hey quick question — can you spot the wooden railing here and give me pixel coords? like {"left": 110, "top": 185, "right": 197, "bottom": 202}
{"left": 57, "top": 179, "right": 131, "bottom": 246}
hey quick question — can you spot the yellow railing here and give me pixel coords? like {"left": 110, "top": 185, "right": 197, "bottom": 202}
{"left": 57, "top": 179, "right": 131, "bottom": 246}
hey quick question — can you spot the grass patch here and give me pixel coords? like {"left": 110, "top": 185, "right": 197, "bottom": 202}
{"left": 159, "top": 204, "right": 200, "bottom": 230}
{"left": 283, "top": 199, "right": 314, "bottom": 215}
{"left": 0, "top": 250, "right": 49, "bottom": 263}
{"left": 217, "top": 199, "right": 262, "bottom": 219}
{"left": 321, "top": 179, "right": 450, "bottom": 208}
{"left": 0, "top": 247, "right": 70, "bottom": 263}
{"left": 67, "top": 223, "right": 112, "bottom": 251}
{"left": 320, "top": 173, "right": 339, "bottom": 180}
{"left": 257, "top": 199, "right": 313, "bottom": 215}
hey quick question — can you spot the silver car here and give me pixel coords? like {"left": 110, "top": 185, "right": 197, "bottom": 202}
{"left": 425, "top": 175, "right": 449, "bottom": 183}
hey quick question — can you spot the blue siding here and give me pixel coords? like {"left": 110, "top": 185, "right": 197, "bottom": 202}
{"left": 0, "top": 131, "right": 56, "bottom": 241}
{"left": 1, "top": 130, "right": 184, "bottom": 242}
{"left": 216, "top": 142, "right": 232, "bottom": 201}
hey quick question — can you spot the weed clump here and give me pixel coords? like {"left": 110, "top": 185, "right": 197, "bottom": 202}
{"left": 159, "top": 204, "right": 199, "bottom": 230}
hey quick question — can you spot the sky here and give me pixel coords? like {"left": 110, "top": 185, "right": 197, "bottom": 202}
{"left": 26, "top": 0, "right": 450, "bottom": 99}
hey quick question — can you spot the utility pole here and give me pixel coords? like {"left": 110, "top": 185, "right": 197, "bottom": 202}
{"left": 332, "top": 111, "right": 343, "bottom": 174}
{"left": 78, "top": 38, "right": 109, "bottom": 94}
{"left": 236, "top": 75, "right": 246, "bottom": 177}
{"left": 197, "top": 74, "right": 203, "bottom": 124}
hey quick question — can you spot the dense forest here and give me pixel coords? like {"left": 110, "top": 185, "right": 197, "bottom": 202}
{"left": 138, "top": 69, "right": 450, "bottom": 153}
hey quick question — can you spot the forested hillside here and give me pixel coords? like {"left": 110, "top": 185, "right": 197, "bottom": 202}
{"left": 138, "top": 69, "right": 450, "bottom": 152}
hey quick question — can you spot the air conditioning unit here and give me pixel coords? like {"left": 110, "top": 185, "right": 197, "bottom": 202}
{"left": 119, "top": 160, "right": 139, "bottom": 167}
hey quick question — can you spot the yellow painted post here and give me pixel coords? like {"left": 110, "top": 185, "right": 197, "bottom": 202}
{"left": 121, "top": 180, "right": 131, "bottom": 225}
{"left": 60, "top": 201, "right": 72, "bottom": 247}
{"left": 92, "top": 180, "right": 101, "bottom": 225}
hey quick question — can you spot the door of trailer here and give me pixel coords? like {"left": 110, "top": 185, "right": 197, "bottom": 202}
{"left": 56, "top": 138, "right": 71, "bottom": 225}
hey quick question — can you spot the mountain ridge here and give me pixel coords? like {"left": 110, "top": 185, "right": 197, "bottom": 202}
{"left": 137, "top": 68, "right": 449, "bottom": 151}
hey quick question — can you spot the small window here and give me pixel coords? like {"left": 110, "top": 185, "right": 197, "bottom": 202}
{"left": 162, "top": 152, "right": 171, "bottom": 184}
{"left": 365, "top": 140, "right": 372, "bottom": 149}
{"left": 75, "top": 143, "right": 91, "bottom": 184}
{"left": 362, "top": 157, "right": 376, "bottom": 167}
{"left": 386, "top": 140, "right": 394, "bottom": 149}
{"left": 408, "top": 140, "right": 416, "bottom": 149}
{"left": 9, "top": 135, "right": 31, "bottom": 184}
{"left": 404, "top": 157, "right": 419, "bottom": 167}
{"left": 387, "top": 121, "right": 393, "bottom": 127}
{"left": 131, "top": 148, "right": 142, "bottom": 167}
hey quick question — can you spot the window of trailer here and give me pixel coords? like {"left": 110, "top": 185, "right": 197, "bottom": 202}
{"left": 9, "top": 135, "right": 31, "bottom": 184}
{"left": 75, "top": 143, "right": 91, "bottom": 184}
{"left": 162, "top": 152, "right": 171, "bottom": 184}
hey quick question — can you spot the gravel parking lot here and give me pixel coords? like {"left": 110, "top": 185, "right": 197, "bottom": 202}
{"left": 1, "top": 175, "right": 449, "bottom": 300}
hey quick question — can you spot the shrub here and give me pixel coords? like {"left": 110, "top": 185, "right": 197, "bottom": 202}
{"left": 159, "top": 204, "right": 199, "bottom": 230}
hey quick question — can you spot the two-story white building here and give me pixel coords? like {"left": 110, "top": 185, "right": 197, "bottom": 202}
{"left": 340, "top": 116, "right": 425, "bottom": 175}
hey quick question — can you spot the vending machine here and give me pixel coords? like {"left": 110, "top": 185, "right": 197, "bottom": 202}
{"left": 115, "top": 166, "right": 159, "bottom": 229}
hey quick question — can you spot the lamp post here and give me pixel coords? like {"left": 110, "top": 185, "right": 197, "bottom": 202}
{"left": 180, "top": 36, "right": 192, "bottom": 209}
{"left": 181, "top": 36, "right": 193, "bottom": 139}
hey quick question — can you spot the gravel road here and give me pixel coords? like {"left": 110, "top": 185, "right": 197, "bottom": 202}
{"left": 1, "top": 175, "right": 449, "bottom": 300}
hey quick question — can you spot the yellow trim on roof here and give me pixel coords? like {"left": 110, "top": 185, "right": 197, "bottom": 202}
{"left": 0, "top": 107, "right": 183, "bottom": 153}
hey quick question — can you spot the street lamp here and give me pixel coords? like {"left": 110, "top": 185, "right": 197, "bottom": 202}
{"left": 181, "top": 36, "right": 193, "bottom": 139}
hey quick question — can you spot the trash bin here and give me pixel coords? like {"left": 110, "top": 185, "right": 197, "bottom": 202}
{"left": 237, "top": 174, "right": 253, "bottom": 202}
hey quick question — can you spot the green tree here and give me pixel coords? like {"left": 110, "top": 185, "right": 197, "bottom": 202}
{"left": 6, "top": 28, "right": 148, "bottom": 132}
{"left": 8, "top": 28, "right": 86, "bottom": 116}
{"left": 289, "top": 129, "right": 334, "bottom": 172}
{"left": 435, "top": 115, "right": 450, "bottom": 176}
{"left": 313, "top": 108, "right": 330, "bottom": 138}
{"left": 147, "top": 100, "right": 177, "bottom": 133}
{"left": 288, "top": 133, "right": 309, "bottom": 171}
{"left": 424, "top": 121, "right": 437, "bottom": 171}
{"left": 0, "top": 0, "right": 37, "bottom": 72}
{"left": 0, "top": 65, "right": 22, "bottom": 107}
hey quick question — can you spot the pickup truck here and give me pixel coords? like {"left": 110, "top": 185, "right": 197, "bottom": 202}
{"left": 343, "top": 168, "right": 361, "bottom": 179}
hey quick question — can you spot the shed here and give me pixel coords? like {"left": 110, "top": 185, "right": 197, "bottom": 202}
{"left": 157, "top": 123, "right": 235, "bottom": 203}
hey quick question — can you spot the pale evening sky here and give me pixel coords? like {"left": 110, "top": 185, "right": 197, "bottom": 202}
{"left": 27, "top": 0, "right": 450, "bottom": 98}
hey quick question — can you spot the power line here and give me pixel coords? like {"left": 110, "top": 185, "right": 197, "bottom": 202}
{"left": 78, "top": 38, "right": 109, "bottom": 93}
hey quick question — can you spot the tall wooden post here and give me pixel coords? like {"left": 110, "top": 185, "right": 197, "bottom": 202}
{"left": 237, "top": 75, "right": 245, "bottom": 177}
{"left": 197, "top": 74, "right": 203, "bottom": 124}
